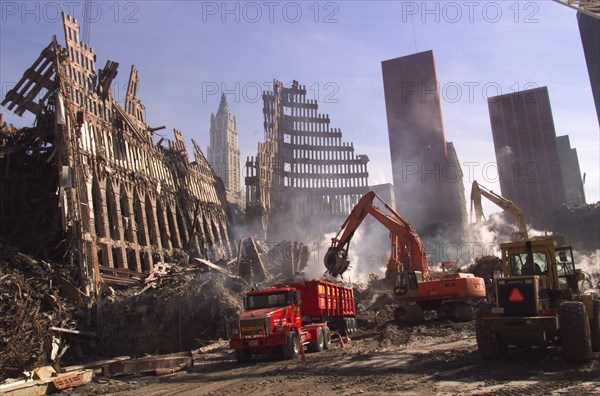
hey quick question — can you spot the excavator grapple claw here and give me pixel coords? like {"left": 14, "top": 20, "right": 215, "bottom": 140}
{"left": 324, "top": 246, "right": 350, "bottom": 277}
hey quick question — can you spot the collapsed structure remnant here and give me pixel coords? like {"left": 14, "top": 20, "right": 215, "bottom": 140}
{"left": 0, "top": 13, "right": 233, "bottom": 295}
{"left": 245, "top": 80, "right": 370, "bottom": 239}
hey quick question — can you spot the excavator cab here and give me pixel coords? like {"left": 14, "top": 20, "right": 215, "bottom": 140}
{"left": 393, "top": 270, "right": 422, "bottom": 298}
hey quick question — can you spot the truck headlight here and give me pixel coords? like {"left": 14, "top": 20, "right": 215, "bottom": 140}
{"left": 274, "top": 325, "right": 284, "bottom": 332}
{"left": 232, "top": 329, "right": 239, "bottom": 335}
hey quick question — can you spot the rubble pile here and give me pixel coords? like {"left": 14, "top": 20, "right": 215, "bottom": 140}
{"left": 547, "top": 203, "right": 600, "bottom": 251}
{"left": 97, "top": 237, "right": 316, "bottom": 356}
{"left": 98, "top": 263, "right": 245, "bottom": 357}
{"left": 353, "top": 276, "right": 396, "bottom": 329}
{"left": 462, "top": 255, "right": 502, "bottom": 282}
{"left": 0, "top": 245, "right": 80, "bottom": 381}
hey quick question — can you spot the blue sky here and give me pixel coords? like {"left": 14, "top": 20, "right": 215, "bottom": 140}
{"left": 1, "top": 1, "right": 598, "bottom": 218}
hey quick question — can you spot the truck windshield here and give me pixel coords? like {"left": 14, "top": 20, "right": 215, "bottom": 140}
{"left": 245, "top": 292, "right": 291, "bottom": 309}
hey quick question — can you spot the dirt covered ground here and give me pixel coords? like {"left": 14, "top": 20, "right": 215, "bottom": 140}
{"left": 63, "top": 304, "right": 600, "bottom": 396}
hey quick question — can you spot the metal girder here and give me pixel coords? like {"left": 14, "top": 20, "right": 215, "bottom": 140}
{"left": 552, "top": 0, "right": 600, "bottom": 19}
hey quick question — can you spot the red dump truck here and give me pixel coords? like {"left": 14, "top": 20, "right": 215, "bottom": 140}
{"left": 229, "top": 280, "right": 356, "bottom": 362}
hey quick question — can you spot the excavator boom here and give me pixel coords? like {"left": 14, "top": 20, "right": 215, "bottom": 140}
{"left": 324, "top": 190, "right": 486, "bottom": 326}
{"left": 470, "top": 181, "right": 528, "bottom": 241}
{"left": 324, "top": 191, "right": 429, "bottom": 279}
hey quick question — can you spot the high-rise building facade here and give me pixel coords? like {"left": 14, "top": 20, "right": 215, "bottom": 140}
{"left": 382, "top": 50, "right": 465, "bottom": 237}
{"left": 488, "top": 87, "right": 566, "bottom": 227}
{"left": 208, "top": 94, "right": 242, "bottom": 203}
{"left": 556, "top": 135, "right": 586, "bottom": 206}
{"left": 577, "top": 12, "right": 600, "bottom": 125}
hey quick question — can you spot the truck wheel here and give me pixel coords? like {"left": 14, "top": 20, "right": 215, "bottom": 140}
{"left": 282, "top": 331, "right": 301, "bottom": 360}
{"left": 308, "top": 328, "right": 325, "bottom": 353}
{"left": 475, "top": 304, "right": 507, "bottom": 359}
{"left": 559, "top": 301, "right": 593, "bottom": 363}
{"left": 345, "top": 318, "right": 356, "bottom": 335}
{"left": 234, "top": 348, "right": 251, "bottom": 363}
{"left": 323, "top": 326, "right": 332, "bottom": 350}
{"left": 590, "top": 299, "right": 600, "bottom": 352}
{"left": 405, "top": 304, "right": 424, "bottom": 325}
{"left": 335, "top": 317, "right": 348, "bottom": 337}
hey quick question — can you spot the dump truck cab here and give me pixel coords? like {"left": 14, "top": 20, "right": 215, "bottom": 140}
{"left": 230, "top": 280, "right": 356, "bottom": 363}
{"left": 476, "top": 238, "right": 600, "bottom": 363}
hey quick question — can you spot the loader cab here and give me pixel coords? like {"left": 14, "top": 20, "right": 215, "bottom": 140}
{"left": 509, "top": 250, "right": 548, "bottom": 276}
{"left": 555, "top": 246, "right": 581, "bottom": 294}
{"left": 500, "top": 239, "right": 580, "bottom": 294}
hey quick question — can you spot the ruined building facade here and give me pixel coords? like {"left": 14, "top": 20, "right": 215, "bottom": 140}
{"left": 245, "top": 80, "right": 370, "bottom": 240}
{"left": 0, "top": 13, "right": 233, "bottom": 294}
{"left": 382, "top": 51, "right": 466, "bottom": 238}
{"left": 207, "top": 94, "right": 242, "bottom": 204}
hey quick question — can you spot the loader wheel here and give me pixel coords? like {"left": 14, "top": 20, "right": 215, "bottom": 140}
{"left": 558, "top": 301, "right": 592, "bottom": 363}
{"left": 323, "top": 326, "right": 332, "bottom": 350}
{"left": 590, "top": 299, "right": 600, "bottom": 352}
{"left": 475, "top": 304, "right": 507, "bottom": 359}
{"left": 449, "top": 302, "right": 474, "bottom": 323}
{"left": 308, "top": 328, "right": 325, "bottom": 353}
{"left": 282, "top": 330, "right": 301, "bottom": 360}
{"left": 234, "top": 348, "right": 251, "bottom": 363}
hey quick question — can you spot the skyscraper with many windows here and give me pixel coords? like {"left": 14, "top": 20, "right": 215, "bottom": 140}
{"left": 208, "top": 94, "right": 242, "bottom": 203}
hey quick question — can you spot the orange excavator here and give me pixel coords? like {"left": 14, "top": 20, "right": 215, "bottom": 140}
{"left": 324, "top": 191, "right": 486, "bottom": 325}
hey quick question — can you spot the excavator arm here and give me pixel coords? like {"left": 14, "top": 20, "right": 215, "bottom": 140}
{"left": 324, "top": 191, "right": 430, "bottom": 280}
{"left": 470, "top": 181, "right": 528, "bottom": 241}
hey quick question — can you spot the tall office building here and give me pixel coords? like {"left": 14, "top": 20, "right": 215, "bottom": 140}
{"left": 577, "top": 12, "right": 600, "bottom": 125}
{"left": 382, "top": 50, "right": 465, "bottom": 237}
{"left": 488, "top": 87, "right": 566, "bottom": 227}
{"left": 208, "top": 94, "right": 242, "bottom": 203}
{"left": 556, "top": 135, "right": 586, "bottom": 206}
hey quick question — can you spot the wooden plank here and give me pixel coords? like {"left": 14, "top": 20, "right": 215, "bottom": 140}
{"left": 49, "top": 326, "right": 97, "bottom": 337}
{"left": 104, "top": 353, "right": 193, "bottom": 376}
{"left": 0, "top": 379, "right": 49, "bottom": 396}
{"left": 193, "top": 258, "right": 229, "bottom": 274}
{"left": 62, "top": 356, "right": 131, "bottom": 372}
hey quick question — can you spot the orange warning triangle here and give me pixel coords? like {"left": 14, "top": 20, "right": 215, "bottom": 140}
{"left": 508, "top": 288, "right": 525, "bottom": 302}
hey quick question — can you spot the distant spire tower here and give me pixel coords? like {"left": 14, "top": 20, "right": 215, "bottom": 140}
{"left": 207, "top": 94, "right": 242, "bottom": 204}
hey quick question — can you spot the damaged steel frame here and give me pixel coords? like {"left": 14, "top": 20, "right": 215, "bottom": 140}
{"left": 0, "top": 12, "right": 235, "bottom": 299}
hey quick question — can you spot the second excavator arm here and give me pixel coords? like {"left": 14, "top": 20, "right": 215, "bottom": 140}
{"left": 470, "top": 181, "right": 528, "bottom": 241}
{"left": 324, "top": 191, "right": 430, "bottom": 280}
